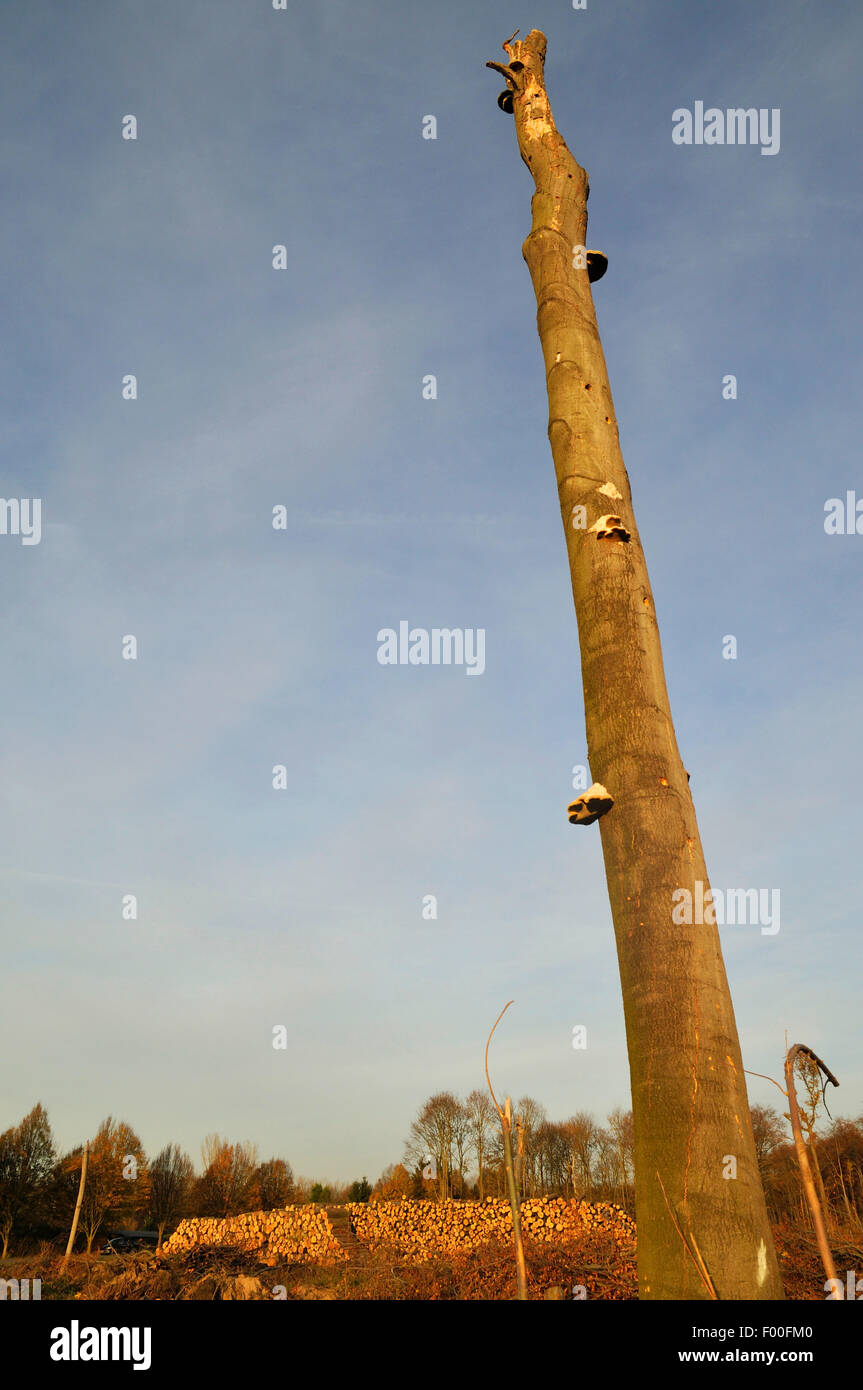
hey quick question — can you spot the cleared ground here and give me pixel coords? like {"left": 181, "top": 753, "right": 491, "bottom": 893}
{"left": 2, "top": 1210, "right": 858, "bottom": 1301}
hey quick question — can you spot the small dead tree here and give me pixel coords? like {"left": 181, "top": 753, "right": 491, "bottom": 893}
{"left": 485, "top": 1002, "right": 528, "bottom": 1300}
{"left": 784, "top": 1044, "right": 840, "bottom": 1291}
{"left": 792, "top": 1051, "right": 832, "bottom": 1229}
{"left": 59, "top": 1142, "right": 88, "bottom": 1274}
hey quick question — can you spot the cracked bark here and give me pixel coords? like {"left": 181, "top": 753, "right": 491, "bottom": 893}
{"left": 486, "top": 28, "right": 783, "bottom": 1300}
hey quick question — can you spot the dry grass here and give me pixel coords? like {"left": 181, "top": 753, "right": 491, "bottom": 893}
{"left": 3, "top": 1213, "right": 853, "bottom": 1301}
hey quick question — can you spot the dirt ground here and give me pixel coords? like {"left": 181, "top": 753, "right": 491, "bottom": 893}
{"left": 3, "top": 1218, "right": 858, "bottom": 1300}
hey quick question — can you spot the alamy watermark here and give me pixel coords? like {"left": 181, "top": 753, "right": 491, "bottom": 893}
{"left": 0, "top": 1277, "right": 41, "bottom": 1300}
{"left": 50, "top": 1321, "right": 151, "bottom": 1370}
{"left": 672, "top": 881, "right": 780, "bottom": 935}
{"left": 824, "top": 492, "right": 863, "bottom": 534}
{"left": 672, "top": 103, "right": 780, "bottom": 156}
{"left": 377, "top": 622, "right": 485, "bottom": 676}
{"left": 825, "top": 1270, "right": 862, "bottom": 1300}
{"left": 0, "top": 498, "right": 42, "bottom": 544}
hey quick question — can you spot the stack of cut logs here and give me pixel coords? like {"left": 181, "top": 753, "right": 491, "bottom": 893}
{"left": 348, "top": 1196, "right": 634, "bottom": 1259}
{"left": 162, "top": 1206, "right": 346, "bottom": 1264}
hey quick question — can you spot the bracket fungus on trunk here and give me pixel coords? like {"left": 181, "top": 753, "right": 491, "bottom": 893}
{"left": 586, "top": 250, "right": 608, "bottom": 283}
{"left": 589, "top": 513, "right": 631, "bottom": 543}
{"left": 489, "top": 38, "right": 608, "bottom": 283}
{"left": 567, "top": 783, "right": 614, "bottom": 825}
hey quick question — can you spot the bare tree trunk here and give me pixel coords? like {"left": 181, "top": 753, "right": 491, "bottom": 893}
{"left": 486, "top": 28, "right": 783, "bottom": 1299}
{"left": 785, "top": 1045, "right": 838, "bottom": 1290}
{"left": 502, "top": 1099, "right": 528, "bottom": 1300}
{"left": 60, "top": 1142, "right": 89, "bottom": 1274}
{"left": 846, "top": 1162, "right": 862, "bottom": 1226}
{"left": 805, "top": 1127, "right": 831, "bottom": 1231}
{"left": 834, "top": 1145, "right": 853, "bottom": 1226}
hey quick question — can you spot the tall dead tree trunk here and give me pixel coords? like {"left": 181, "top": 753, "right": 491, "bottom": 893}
{"left": 486, "top": 28, "right": 783, "bottom": 1299}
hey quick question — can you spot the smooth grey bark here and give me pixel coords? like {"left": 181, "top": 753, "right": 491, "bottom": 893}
{"left": 486, "top": 28, "right": 783, "bottom": 1299}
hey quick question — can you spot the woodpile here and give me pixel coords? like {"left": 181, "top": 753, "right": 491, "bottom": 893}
{"left": 162, "top": 1206, "right": 346, "bottom": 1264}
{"left": 348, "top": 1196, "right": 634, "bottom": 1260}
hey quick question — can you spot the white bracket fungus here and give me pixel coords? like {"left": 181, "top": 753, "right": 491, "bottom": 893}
{"left": 568, "top": 783, "right": 614, "bottom": 825}
{"left": 589, "top": 514, "right": 631, "bottom": 543}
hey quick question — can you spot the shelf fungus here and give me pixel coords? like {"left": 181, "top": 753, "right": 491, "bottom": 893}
{"left": 568, "top": 783, "right": 614, "bottom": 825}
{"left": 589, "top": 514, "right": 631, "bottom": 543}
{"left": 586, "top": 250, "right": 608, "bottom": 283}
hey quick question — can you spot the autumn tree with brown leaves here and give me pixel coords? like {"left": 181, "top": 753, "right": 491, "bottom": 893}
{"left": 193, "top": 1134, "right": 258, "bottom": 1217}
{"left": 148, "top": 1143, "right": 194, "bottom": 1249}
{"left": 62, "top": 1117, "right": 149, "bottom": 1253}
{"left": 0, "top": 1102, "right": 55, "bottom": 1257}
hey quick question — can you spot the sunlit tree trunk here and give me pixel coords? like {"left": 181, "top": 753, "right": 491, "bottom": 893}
{"left": 486, "top": 28, "right": 783, "bottom": 1299}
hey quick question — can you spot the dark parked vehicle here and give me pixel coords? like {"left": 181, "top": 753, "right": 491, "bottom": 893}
{"left": 101, "top": 1229, "right": 160, "bottom": 1254}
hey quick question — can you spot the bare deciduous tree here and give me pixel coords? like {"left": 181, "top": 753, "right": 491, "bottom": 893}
{"left": 514, "top": 1096, "right": 546, "bottom": 1198}
{"left": 450, "top": 1102, "right": 471, "bottom": 1198}
{"left": 149, "top": 1143, "right": 194, "bottom": 1249}
{"left": 484, "top": 26, "right": 783, "bottom": 1298}
{"left": 606, "top": 1108, "right": 634, "bottom": 1210}
{"left": 563, "top": 1112, "right": 598, "bottom": 1199}
{"left": 465, "top": 1089, "right": 495, "bottom": 1200}
{"left": 255, "top": 1157, "right": 294, "bottom": 1210}
{"left": 534, "top": 1120, "right": 571, "bottom": 1195}
{"left": 405, "top": 1093, "right": 461, "bottom": 1201}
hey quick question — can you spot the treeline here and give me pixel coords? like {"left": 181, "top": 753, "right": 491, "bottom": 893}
{"left": 372, "top": 1087, "right": 863, "bottom": 1236}
{"left": 6, "top": 1079, "right": 862, "bottom": 1257}
{"left": 373, "top": 1090, "right": 635, "bottom": 1208}
{"left": 0, "top": 1104, "right": 371, "bottom": 1257}
{"left": 751, "top": 1104, "right": 863, "bottom": 1230}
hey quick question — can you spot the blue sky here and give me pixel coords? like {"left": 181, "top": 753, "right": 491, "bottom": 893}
{"left": 1, "top": 0, "right": 861, "bottom": 1183}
